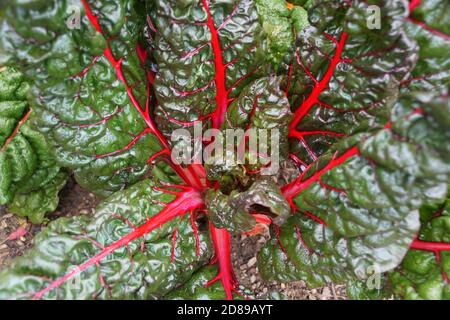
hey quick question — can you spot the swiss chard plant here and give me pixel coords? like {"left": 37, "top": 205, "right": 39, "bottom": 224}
{"left": 0, "top": 0, "right": 448, "bottom": 300}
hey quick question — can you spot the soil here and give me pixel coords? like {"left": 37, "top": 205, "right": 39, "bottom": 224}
{"left": 0, "top": 178, "right": 98, "bottom": 268}
{"left": 0, "top": 176, "right": 346, "bottom": 300}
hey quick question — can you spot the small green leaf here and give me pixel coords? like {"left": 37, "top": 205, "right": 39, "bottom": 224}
{"left": 0, "top": 67, "right": 67, "bottom": 222}
{"left": 256, "top": 0, "right": 309, "bottom": 67}
{"left": 206, "top": 177, "right": 290, "bottom": 233}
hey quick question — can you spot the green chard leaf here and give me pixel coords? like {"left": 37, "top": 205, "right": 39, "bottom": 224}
{"left": 165, "top": 265, "right": 247, "bottom": 300}
{"left": 402, "top": 0, "right": 450, "bottom": 93}
{"left": 255, "top": 0, "right": 309, "bottom": 68}
{"left": 258, "top": 91, "right": 450, "bottom": 288}
{"left": 388, "top": 198, "right": 450, "bottom": 300}
{"left": 223, "top": 76, "right": 293, "bottom": 155}
{"left": 0, "top": 0, "right": 448, "bottom": 301}
{"left": 345, "top": 276, "right": 391, "bottom": 300}
{"left": 286, "top": 0, "right": 417, "bottom": 165}
{"left": 206, "top": 76, "right": 293, "bottom": 185}
{"left": 151, "top": 0, "right": 268, "bottom": 135}
{"left": 409, "top": 0, "right": 449, "bottom": 35}
{"left": 0, "top": 0, "right": 171, "bottom": 197}
{"left": 0, "top": 66, "right": 67, "bottom": 223}
{"left": 206, "top": 177, "right": 290, "bottom": 233}
{"left": 0, "top": 179, "right": 212, "bottom": 299}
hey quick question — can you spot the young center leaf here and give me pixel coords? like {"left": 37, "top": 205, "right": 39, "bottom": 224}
{"left": 255, "top": 0, "right": 309, "bottom": 68}
{"left": 206, "top": 76, "right": 293, "bottom": 186}
{"left": 206, "top": 177, "right": 290, "bottom": 233}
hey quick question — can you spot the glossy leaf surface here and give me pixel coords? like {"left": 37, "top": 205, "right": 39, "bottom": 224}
{"left": 0, "top": 0, "right": 167, "bottom": 197}
{"left": 389, "top": 198, "right": 450, "bottom": 300}
{"left": 0, "top": 67, "right": 67, "bottom": 223}
{"left": 287, "top": 0, "right": 417, "bottom": 165}
{"left": 151, "top": 0, "right": 267, "bottom": 134}
{"left": 259, "top": 92, "right": 450, "bottom": 287}
{"left": 0, "top": 180, "right": 211, "bottom": 299}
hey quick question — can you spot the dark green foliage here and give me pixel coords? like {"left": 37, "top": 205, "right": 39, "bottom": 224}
{"left": 0, "top": 67, "right": 67, "bottom": 223}
{"left": 0, "top": 180, "right": 212, "bottom": 299}
{"left": 0, "top": 0, "right": 449, "bottom": 300}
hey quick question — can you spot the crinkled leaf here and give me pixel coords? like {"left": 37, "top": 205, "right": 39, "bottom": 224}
{"left": 287, "top": 0, "right": 417, "bottom": 165}
{"left": 259, "top": 92, "right": 450, "bottom": 287}
{"left": 288, "top": 1, "right": 313, "bottom": 7}
{"left": 388, "top": 198, "right": 450, "bottom": 300}
{"left": 206, "top": 76, "right": 293, "bottom": 185}
{"left": 0, "top": 0, "right": 167, "bottom": 197}
{"left": 255, "top": 0, "right": 309, "bottom": 67}
{"left": 9, "top": 171, "right": 68, "bottom": 224}
{"left": 165, "top": 265, "right": 246, "bottom": 300}
{"left": 0, "top": 179, "right": 212, "bottom": 299}
{"left": 345, "top": 276, "right": 391, "bottom": 300}
{"left": 223, "top": 76, "right": 292, "bottom": 152}
{"left": 410, "top": 0, "right": 449, "bottom": 35}
{"left": 151, "top": 161, "right": 184, "bottom": 186}
{"left": 0, "top": 67, "right": 67, "bottom": 223}
{"left": 151, "top": 0, "right": 267, "bottom": 134}
{"left": 402, "top": 0, "right": 450, "bottom": 93}
{"left": 205, "top": 189, "right": 256, "bottom": 233}
{"left": 206, "top": 177, "right": 290, "bottom": 233}
{"left": 0, "top": 0, "right": 447, "bottom": 301}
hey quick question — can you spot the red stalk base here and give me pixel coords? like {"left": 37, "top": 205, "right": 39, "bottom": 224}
{"left": 207, "top": 224, "right": 239, "bottom": 300}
